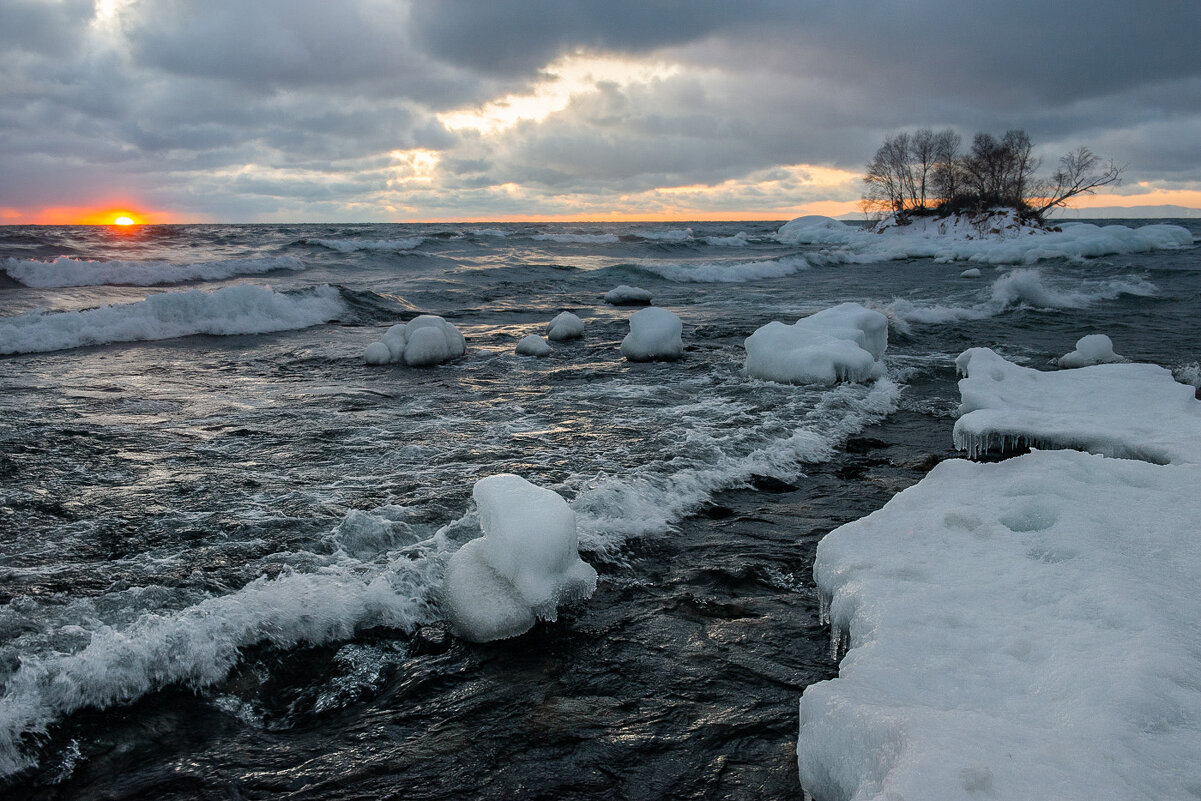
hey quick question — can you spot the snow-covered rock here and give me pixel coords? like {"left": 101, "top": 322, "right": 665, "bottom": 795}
{"left": 363, "top": 315, "right": 466, "bottom": 367}
{"left": 442, "top": 474, "right": 597, "bottom": 642}
{"left": 743, "top": 302, "right": 888, "bottom": 385}
{"left": 954, "top": 347, "right": 1201, "bottom": 464}
{"left": 620, "top": 307, "right": 683, "bottom": 362}
{"left": 1056, "top": 334, "right": 1124, "bottom": 368}
{"left": 960, "top": 267, "right": 982, "bottom": 278}
{"left": 604, "top": 285, "right": 653, "bottom": 305}
{"left": 546, "top": 311, "right": 584, "bottom": 341}
{"left": 799, "top": 449, "right": 1201, "bottom": 801}
{"left": 515, "top": 335, "right": 551, "bottom": 357}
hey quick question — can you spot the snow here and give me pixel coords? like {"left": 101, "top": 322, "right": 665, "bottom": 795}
{"left": 545, "top": 311, "right": 584, "bottom": 341}
{"left": 775, "top": 215, "right": 862, "bottom": 245}
{"left": 515, "top": 334, "right": 551, "bottom": 357}
{"left": 0, "top": 284, "right": 345, "bottom": 355}
{"left": 959, "top": 267, "right": 981, "bottom": 278}
{"left": 620, "top": 307, "right": 683, "bottom": 361}
{"left": 442, "top": 474, "right": 597, "bottom": 643}
{"left": 743, "top": 302, "right": 888, "bottom": 385}
{"left": 1056, "top": 334, "right": 1125, "bottom": 368}
{"left": 363, "top": 315, "right": 466, "bottom": 367}
{"left": 1, "top": 255, "right": 305, "bottom": 288}
{"left": 604, "top": 285, "right": 653, "bottom": 305}
{"left": 954, "top": 347, "right": 1201, "bottom": 464}
{"left": 798, "top": 449, "right": 1201, "bottom": 801}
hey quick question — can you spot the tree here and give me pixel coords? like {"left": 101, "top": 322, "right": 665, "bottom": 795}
{"left": 1030, "top": 147, "right": 1123, "bottom": 217}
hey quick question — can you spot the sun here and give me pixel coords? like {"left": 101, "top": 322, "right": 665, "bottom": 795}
{"left": 113, "top": 215, "right": 136, "bottom": 226}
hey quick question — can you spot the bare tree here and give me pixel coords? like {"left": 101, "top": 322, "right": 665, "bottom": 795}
{"left": 911, "top": 129, "right": 938, "bottom": 210}
{"left": 1031, "top": 147, "right": 1123, "bottom": 217}
{"left": 931, "top": 129, "right": 961, "bottom": 206}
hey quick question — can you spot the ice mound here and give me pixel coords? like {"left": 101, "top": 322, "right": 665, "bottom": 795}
{"left": 1056, "top": 334, "right": 1125, "bottom": 368}
{"left": 1, "top": 255, "right": 305, "bottom": 288}
{"left": 775, "top": 215, "right": 861, "bottom": 245}
{"left": 604, "top": 285, "right": 653, "bottom": 305}
{"left": 954, "top": 347, "right": 1201, "bottom": 464}
{"left": 442, "top": 474, "right": 597, "bottom": 643}
{"left": 799, "top": 449, "right": 1201, "bottom": 801}
{"left": 515, "top": 334, "right": 551, "bottom": 357}
{"left": 0, "top": 284, "right": 345, "bottom": 355}
{"left": 960, "top": 267, "right": 981, "bottom": 278}
{"left": 545, "top": 311, "right": 584, "bottom": 341}
{"left": 620, "top": 307, "right": 683, "bottom": 362}
{"left": 744, "top": 302, "right": 888, "bottom": 385}
{"left": 363, "top": 315, "right": 466, "bottom": 367}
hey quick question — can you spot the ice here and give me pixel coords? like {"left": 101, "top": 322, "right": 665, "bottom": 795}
{"left": 1, "top": 255, "right": 305, "bottom": 288}
{"left": 515, "top": 334, "right": 551, "bottom": 357}
{"left": 959, "top": 267, "right": 981, "bottom": 278}
{"left": 0, "top": 284, "right": 345, "bottom": 355}
{"left": 775, "top": 215, "right": 862, "bottom": 245}
{"left": 442, "top": 474, "right": 597, "bottom": 643}
{"left": 744, "top": 302, "right": 888, "bottom": 385}
{"left": 620, "top": 307, "right": 684, "bottom": 361}
{"left": 603, "top": 285, "right": 653, "bottom": 305}
{"left": 363, "top": 315, "right": 466, "bottom": 367}
{"left": 545, "top": 311, "right": 584, "bottom": 341}
{"left": 798, "top": 449, "right": 1201, "bottom": 801}
{"left": 954, "top": 347, "right": 1201, "bottom": 464}
{"left": 1056, "top": 334, "right": 1125, "bottom": 368}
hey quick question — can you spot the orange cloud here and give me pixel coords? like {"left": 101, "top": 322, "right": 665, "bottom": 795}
{"left": 2, "top": 205, "right": 179, "bottom": 225}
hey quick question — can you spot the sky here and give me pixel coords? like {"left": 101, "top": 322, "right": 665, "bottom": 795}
{"left": 2, "top": 0, "right": 1200, "bottom": 224}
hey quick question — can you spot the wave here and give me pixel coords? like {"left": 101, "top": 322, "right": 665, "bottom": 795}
{"left": 303, "top": 237, "right": 425, "bottom": 253}
{"left": 531, "top": 232, "right": 621, "bottom": 244}
{"left": 0, "top": 284, "right": 347, "bottom": 355}
{"left": 626, "top": 255, "right": 809, "bottom": 283}
{"left": 1, "top": 255, "right": 305, "bottom": 288}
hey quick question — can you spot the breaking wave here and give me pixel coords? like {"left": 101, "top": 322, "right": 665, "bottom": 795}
{"left": 1, "top": 255, "right": 305, "bottom": 288}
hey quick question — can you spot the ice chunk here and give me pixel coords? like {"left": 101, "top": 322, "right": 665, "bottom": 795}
{"left": 799, "top": 449, "right": 1201, "bottom": 801}
{"left": 362, "top": 315, "right": 465, "bottom": 367}
{"left": 515, "top": 334, "right": 551, "bottom": 357}
{"left": 545, "top": 311, "right": 584, "bottom": 341}
{"left": 960, "top": 267, "right": 981, "bottom": 278}
{"left": 954, "top": 347, "right": 1201, "bottom": 464}
{"left": 775, "top": 215, "right": 861, "bottom": 245}
{"left": 744, "top": 302, "right": 888, "bottom": 385}
{"left": 1056, "top": 334, "right": 1124, "bottom": 368}
{"left": 620, "top": 307, "right": 683, "bottom": 362}
{"left": 604, "top": 285, "right": 653, "bottom": 305}
{"left": 442, "top": 474, "right": 597, "bottom": 642}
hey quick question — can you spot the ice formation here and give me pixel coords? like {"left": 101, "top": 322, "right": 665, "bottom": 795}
{"left": 515, "top": 334, "right": 551, "bottom": 357}
{"left": 619, "top": 307, "right": 684, "bottom": 361}
{"left": 775, "top": 215, "right": 862, "bottom": 245}
{"left": 1056, "top": 334, "right": 1124, "bottom": 368}
{"left": 799, "top": 449, "right": 1201, "bottom": 801}
{"left": 442, "top": 474, "right": 597, "bottom": 643}
{"left": 743, "top": 302, "right": 888, "bottom": 385}
{"left": 603, "top": 285, "right": 653, "bottom": 305}
{"left": 954, "top": 347, "right": 1201, "bottom": 464}
{"left": 363, "top": 315, "right": 466, "bottom": 367}
{"left": 959, "top": 267, "right": 981, "bottom": 278}
{"left": 1, "top": 255, "right": 305, "bottom": 288}
{"left": 545, "top": 311, "right": 584, "bottom": 341}
{"left": 0, "top": 284, "right": 345, "bottom": 355}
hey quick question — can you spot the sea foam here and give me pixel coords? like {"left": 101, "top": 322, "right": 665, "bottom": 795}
{"left": 2, "top": 255, "right": 305, "bottom": 288}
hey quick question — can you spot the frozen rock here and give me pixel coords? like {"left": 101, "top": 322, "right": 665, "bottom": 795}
{"left": 1056, "top": 334, "right": 1124, "bottom": 368}
{"left": 546, "top": 311, "right": 584, "bottom": 341}
{"left": 954, "top": 347, "right": 1201, "bottom": 464}
{"left": 363, "top": 315, "right": 465, "bottom": 367}
{"left": 604, "top": 285, "right": 653, "bottom": 305}
{"left": 620, "top": 307, "right": 683, "bottom": 362}
{"left": 515, "top": 335, "right": 551, "bottom": 357}
{"left": 442, "top": 474, "right": 597, "bottom": 642}
{"left": 743, "top": 302, "right": 888, "bottom": 385}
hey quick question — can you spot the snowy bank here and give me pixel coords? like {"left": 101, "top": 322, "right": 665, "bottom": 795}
{"left": 620, "top": 307, "right": 683, "bottom": 361}
{"left": 744, "top": 302, "right": 887, "bottom": 385}
{"left": 364, "top": 315, "right": 466, "bottom": 367}
{"left": 954, "top": 347, "right": 1201, "bottom": 464}
{"left": 798, "top": 449, "right": 1201, "bottom": 801}
{"left": 442, "top": 475, "right": 597, "bottom": 642}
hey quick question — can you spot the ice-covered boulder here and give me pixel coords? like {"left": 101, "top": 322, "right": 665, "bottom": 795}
{"left": 363, "top": 315, "right": 466, "bottom": 367}
{"left": 442, "top": 474, "right": 597, "bottom": 642}
{"left": 954, "top": 346, "right": 1201, "bottom": 464}
{"left": 775, "top": 215, "right": 861, "bottom": 245}
{"left": 604, "top": 285, "right": 653, "bottom": 306}
{"left": 515, "top": 334, "right": 551, "bottom": 357}
{"left": 620, "top": 307, "right": 683, "bottom": 362}
{"left": 546, "top": 311, "right": 584, "bottom": 341}
{"left": 960, "top": 267, "right": 982, "bottom": 278}
{"left": 1056, "top": 334, "right": 1124, "bottom": 368}
{"left": 743, "top": 302, "right": 887, "bottom": 385}
{"left": 799, "top": 449, "right": 1201, "bottom": 801}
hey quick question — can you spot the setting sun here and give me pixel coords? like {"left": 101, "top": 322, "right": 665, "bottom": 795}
{"left": 113, "top": 215, "right": 135, "bottom": 226}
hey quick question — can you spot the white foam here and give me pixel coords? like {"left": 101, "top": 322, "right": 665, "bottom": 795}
{"left": 703, "top": 231, "right": 750, "bottom": 247}
{"left": 633, "top": 227, "right": 693, "bottom": 242}
{"left": 0, "top": 285, "right": 345, "bottom": 355}
{"left": 744, "top": 303, "right": 888, "bottom": 385}
{"left": 531, "top": 233, "right": 620, "bottom": 244}
{"left": 954, "top": 347, "right": 1201, "bottom": 464}
{"left": 634, "top": 255, "right": 808, "bottom": 283}
{"left": 306, "top": 237, "right": 425, "bottom": 252}
{"left": 1, "top": 255, "right": 306, "bottom": 288}
{"left": 620, "top": 307, "right": 683, "bottom": 361}
{"left": 799, "top": 450, "right": 1201, "bottom": 801}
